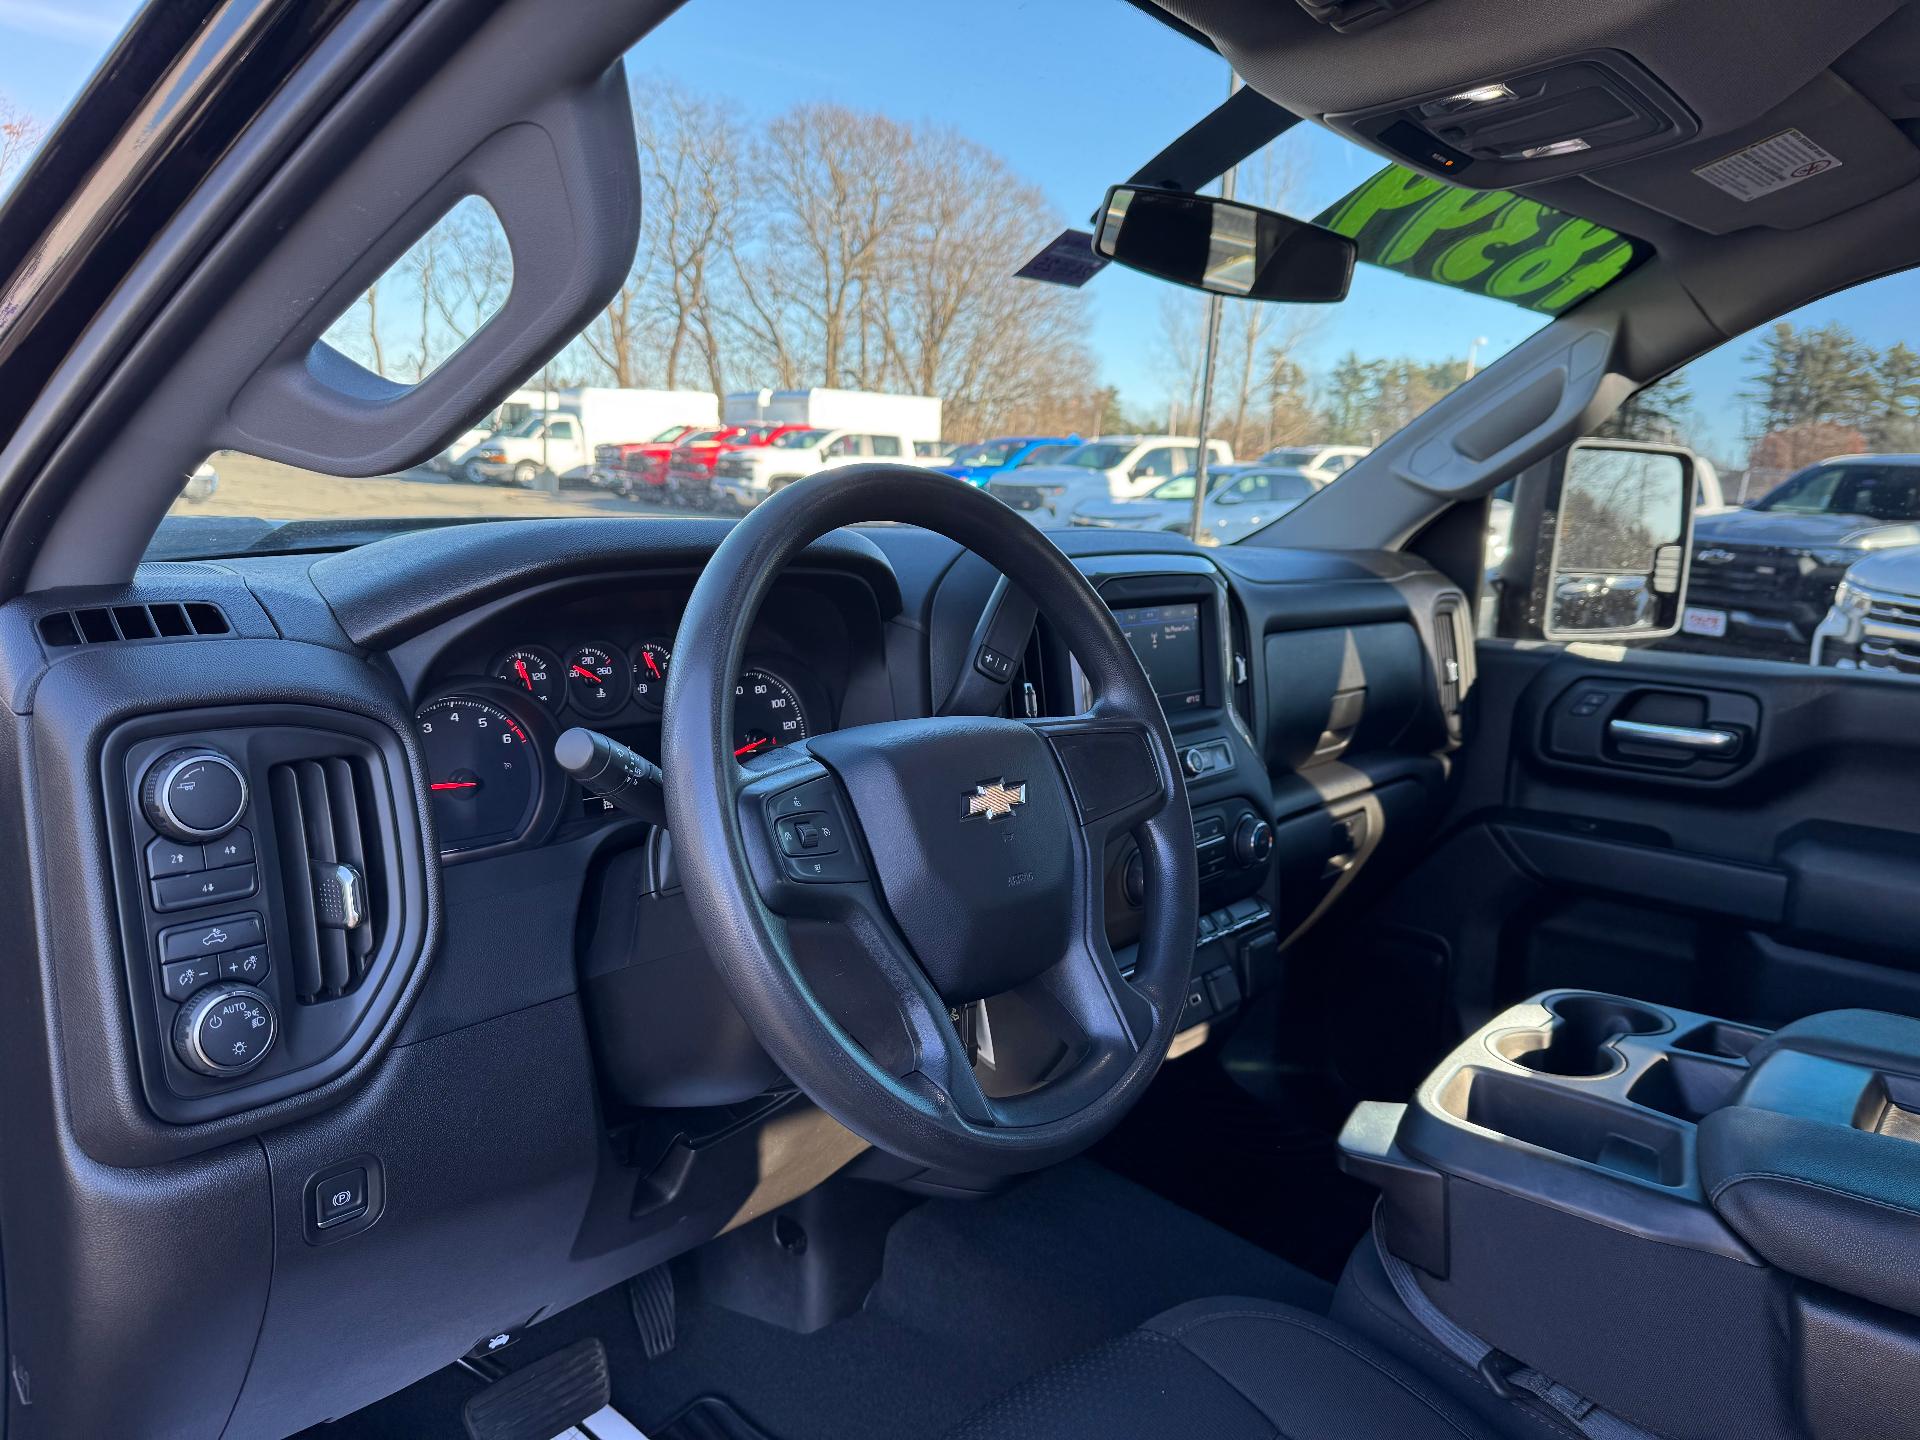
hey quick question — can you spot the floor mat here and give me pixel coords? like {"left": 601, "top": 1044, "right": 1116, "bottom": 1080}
{"left": 653, "top": 1397, "right": 779, "bottom": 1440}
{"left": 301, "top": 1160, "right": 1330, "bottom": 1440}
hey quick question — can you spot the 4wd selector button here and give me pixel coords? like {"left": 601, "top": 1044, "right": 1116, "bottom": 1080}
{"left": 142, "top": 748, "right": 248, "bottom": 841}
{"left": 173, "top": 985, "right": 276, "bottom": 1077}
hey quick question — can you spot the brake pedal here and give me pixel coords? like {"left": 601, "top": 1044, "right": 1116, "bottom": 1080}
{"left": 627, "top": 1264, "right": 678, "bottom": 1359}
{"left": 462, "top": 1337, "right": 612, "bottom": 1440}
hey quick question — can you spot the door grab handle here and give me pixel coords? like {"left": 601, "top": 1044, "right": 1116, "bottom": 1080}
{"left": 1607, "top": 719, "right": 1740, "bottom": 755}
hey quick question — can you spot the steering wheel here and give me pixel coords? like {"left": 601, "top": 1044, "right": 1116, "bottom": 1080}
{"left": 662, "top": 466, "right": 1197, "bottom": 1174}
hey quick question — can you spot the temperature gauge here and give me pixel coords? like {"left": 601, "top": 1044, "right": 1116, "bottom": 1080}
{"left": 493, "top": 646, "right": 561, "bottom": 712}
{"left": 633, "top": 642, "right": 671, "bottom": 710}
{"left": 565, "top": 643, "right": 629, "bottom": 718}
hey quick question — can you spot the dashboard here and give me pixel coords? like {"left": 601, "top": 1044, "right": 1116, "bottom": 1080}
{"left": 0, "top": 514, "right": 1470, "bottom": 1440}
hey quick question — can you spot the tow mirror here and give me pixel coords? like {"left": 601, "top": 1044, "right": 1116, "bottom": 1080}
{"left": 1532, "top": 440, "right": 1697, "bottom": 642}
{"left": 1093, "top": 185, "right": 1355, "bottom": 303}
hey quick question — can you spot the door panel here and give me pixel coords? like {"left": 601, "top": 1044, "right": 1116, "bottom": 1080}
{"left": 1370, "top": 639, "right": 1920, "bottom": 1043}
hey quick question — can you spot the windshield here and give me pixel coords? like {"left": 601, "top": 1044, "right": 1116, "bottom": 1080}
{"left": 142, "top": 0, "right": 1602, "bottom": 558}
{"left": 1756, "top": 463, "right": 1920, "bottom": 521}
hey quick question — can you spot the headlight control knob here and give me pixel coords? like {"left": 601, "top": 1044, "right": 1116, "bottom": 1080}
{"left": 142, "top": 748, "right": 248, "bottom": 841}
{"left": 173, "top": 985, "right": 277, "bottom": 1077}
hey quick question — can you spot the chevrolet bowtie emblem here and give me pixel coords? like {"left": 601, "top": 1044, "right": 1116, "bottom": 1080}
{"left": 964, "top": 778, "right": 1027, "bottom": 822}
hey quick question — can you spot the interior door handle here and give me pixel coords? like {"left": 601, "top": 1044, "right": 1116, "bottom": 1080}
{"left": 1607, "top": 718, "right": 1740, "bottom": 755}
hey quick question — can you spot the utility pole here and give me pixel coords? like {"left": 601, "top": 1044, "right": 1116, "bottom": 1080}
{"left": 1466, "top": 335, "right": 1489, "bottom": 379}
{"left": 1189, "top": 68, "right": 1242, "bottom": 545}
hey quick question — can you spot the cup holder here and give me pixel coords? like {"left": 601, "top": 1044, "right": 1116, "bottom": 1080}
{"left": 1491, "top": 996, "right": 1670, "bottom": 1079}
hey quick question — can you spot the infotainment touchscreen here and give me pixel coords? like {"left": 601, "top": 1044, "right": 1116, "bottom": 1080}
{"left": 1111, "top": 602, "right": 1205, "bottom": 710}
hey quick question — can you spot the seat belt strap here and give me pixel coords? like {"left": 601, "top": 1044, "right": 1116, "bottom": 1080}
{"left": 1371, "top": 1211, "right": 1661, "bottom": 1440}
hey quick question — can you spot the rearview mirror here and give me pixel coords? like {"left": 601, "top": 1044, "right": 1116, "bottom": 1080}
{"left": 1539, "top": 441, "right": 1696, "bottom": 642}
{"left": 1094, "top": 185, "right": 1355, "bottom": 303}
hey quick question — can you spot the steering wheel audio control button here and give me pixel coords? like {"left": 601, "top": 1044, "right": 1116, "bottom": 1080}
{"left": 775, "top": 813, "right": 840, "bottom": 857}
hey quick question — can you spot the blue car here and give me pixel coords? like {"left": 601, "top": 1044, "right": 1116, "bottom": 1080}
{"left": 937, "top": 435, "right": 1081, "bottom": 485}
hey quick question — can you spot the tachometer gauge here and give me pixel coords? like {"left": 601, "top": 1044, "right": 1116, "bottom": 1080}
{"left": 632, "top": 641, "right": 671, "bottom": 711}
{"left": 493, "top": 646, "right": 562, "bottom": 712}
{"left": 732, "top": 669, "right": 809, "bottom": 758}
{"left": 565, "top": 643, "right": 629, "bottom": 718}
{"left": 418, "top": 696, "right": 541, "bottom": 852}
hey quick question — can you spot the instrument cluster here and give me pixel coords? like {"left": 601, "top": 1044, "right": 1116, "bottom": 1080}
{"left": 417, "top": 635, "right": 817, "bottom": 858}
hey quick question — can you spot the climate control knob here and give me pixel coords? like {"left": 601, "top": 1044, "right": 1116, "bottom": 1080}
{"left": 172, "top": 985, "right": 277, "bottom": 1078}
{"left": 1232, "top": 814, "right": 1274, "bottom": 869}
{"left": 141, "top": 748, "right": 248, "bottom": 841}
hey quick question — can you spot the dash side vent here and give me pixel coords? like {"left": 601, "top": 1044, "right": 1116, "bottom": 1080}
{"left": 38, "top": 602, "right": 230, "bottom": 649}
{"left": 270, "top": 756, "right": 382, "bottom": 1003}
{"left": 1433, "top": 595, "right": 1470, "bottom": 737}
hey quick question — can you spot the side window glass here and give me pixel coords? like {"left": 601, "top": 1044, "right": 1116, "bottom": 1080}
{"left": 1137, "top": 448, "right": 1175, "bottom": 478}
{"left": 826, "top": 436, "right": 859, "bottom": 457}
{"left": 870, "top": 434, "right": 903, "bottom": 457}
{"left": 547, "top": 420, "right": 576, "bottom": 441}
{"left": 1495, "top": 282, "right": 1920, "bottom": 674}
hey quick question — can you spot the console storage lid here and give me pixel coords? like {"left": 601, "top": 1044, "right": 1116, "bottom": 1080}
{"left": 1699, "top": 1010, "right": 1920, "bottom": 1322}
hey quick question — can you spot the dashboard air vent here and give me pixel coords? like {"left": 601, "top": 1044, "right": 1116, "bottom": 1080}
{"left": 38, "top": 602, "right": 229, "bottom": 649}
{"left": 270, "top": 756, "right": 382, "bottom": 1002}
{"left": 1433, "top": 596, "right": 1470, "bottom": 739}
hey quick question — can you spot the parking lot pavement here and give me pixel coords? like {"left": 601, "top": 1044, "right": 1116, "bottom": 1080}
{"left": 183, "top": 454, "right": 683, "bottom": 522}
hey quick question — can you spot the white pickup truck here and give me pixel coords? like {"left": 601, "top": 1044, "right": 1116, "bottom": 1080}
{"left": 710, "top": 426, "right": 931, "bottom": 509}
{"left": 985, "top": 436, "right": 1235, "bottom": 526}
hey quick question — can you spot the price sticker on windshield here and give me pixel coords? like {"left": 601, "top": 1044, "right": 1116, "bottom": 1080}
{"left": 1315, "top": 165, "right": 1648, "bottom": 314}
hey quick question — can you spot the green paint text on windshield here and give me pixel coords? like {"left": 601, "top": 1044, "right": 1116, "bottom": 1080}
{"left": 1314, "top": 165, "right": 1648, "bottom": 315}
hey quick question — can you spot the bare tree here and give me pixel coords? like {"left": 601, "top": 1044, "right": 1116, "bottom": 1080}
{"left": 0, "top": 95, "right": 41, "bottom": 188}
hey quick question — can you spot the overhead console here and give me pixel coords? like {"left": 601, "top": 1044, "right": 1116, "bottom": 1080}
{"left": 1328, "top": 52, "right": 1698, "bottom": 189}
{"left": 1339, "top": 991, "right": 1920, "bottom": 1440}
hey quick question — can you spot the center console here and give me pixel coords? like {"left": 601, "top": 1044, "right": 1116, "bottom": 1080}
{"left": 1340, "top": 991, "right": 1920, "bottom": 1440}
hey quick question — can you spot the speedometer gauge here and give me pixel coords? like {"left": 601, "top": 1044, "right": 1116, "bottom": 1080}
{"left": 732, "top": 669, "right": 808, "bottom": 758}
{"left": 418, "top": 696, "right": 541, "bottom": 852}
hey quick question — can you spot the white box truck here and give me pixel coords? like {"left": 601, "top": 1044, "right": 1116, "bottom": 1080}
{"left": 724, "top": 388, "right": 941, "bottom": 446}
{"left": 465, "top": 388, "right": 718, "bottom": 487}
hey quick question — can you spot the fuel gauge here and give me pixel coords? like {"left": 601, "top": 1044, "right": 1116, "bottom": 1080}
{"left": 633, "top": 642, "right": 671, "bottom": 710}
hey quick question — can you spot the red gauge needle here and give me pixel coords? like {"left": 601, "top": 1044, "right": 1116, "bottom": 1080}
{"left": 571, "top": 665, "right": 601, "bottom": 683}
{"left": 430, "top": 780, "right": 479, "bottom": 791}
{"left": 514, "top": 658, "right": 532, "bottom": 689}
{"left": 734, "top": 738, "right": 773, "bottom": 757}
{"left": 643, "top": 652, "right": 662, "bottom": 678}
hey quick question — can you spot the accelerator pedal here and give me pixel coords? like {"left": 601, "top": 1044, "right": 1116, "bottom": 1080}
{"left": 463, "top": 1338, "right": 611, "bottom": 1440}
{"left": 627, "top": 1264, "right": 678, "bottom": 1359}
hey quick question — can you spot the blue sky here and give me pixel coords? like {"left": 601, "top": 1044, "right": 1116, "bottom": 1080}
{"left": 10, "top": 0, "right": 1920, "bottom": 463}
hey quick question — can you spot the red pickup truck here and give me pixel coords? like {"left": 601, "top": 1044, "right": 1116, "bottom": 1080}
{"left": 589, "top": 423, "right": 705, "bottom": 497}
{"left": 664, "top": 423, "right": 816, "bottom": 506}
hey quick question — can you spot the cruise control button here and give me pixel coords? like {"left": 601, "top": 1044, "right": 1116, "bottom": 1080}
{"left": 159, "top": 913, "right": 265, "bottom": 963}
{"left": 160, "top": 957, "right": 220, "bottom": 1002}
{"left": 204, "top": 826, "right": 254, "bottom": 868}
{"left": 218, "top": 946, "right": 271, "bottom": 983}
{"left": 145, "top": 838, "right": 204, "bottom": 880}
{"left": 152, "top": 863, "right": 257, "bottom": 912}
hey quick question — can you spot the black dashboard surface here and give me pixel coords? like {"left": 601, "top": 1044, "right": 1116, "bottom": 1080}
{"left": 0, "top": 515, "right": 1465, "bottom": 1440}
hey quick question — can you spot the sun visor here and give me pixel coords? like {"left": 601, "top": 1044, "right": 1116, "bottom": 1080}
{"left": 1590, "top": 72, "right": 1920, "bottom": 235}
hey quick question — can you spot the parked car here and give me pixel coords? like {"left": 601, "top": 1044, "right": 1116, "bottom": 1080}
{"left": 724, "top": 386, "right": 943, "bottom": 448}
{"left": 589, "top": 423, "right": 707, "bottom": 495}
{"left": 938, "top": 436, "right": 1082, "bottom": 485}
{"left": 711, "top": 426, "right": 930, "bottom": 509}
{"left": 432, "top": 388, "right": 563, "bottom": 474}
{"left": 665, "top": 423, "right": 815, "bottom": 507}
{"left": 178, "top": 460, "right": 218, "bottom": 503}
{"left": 1254, "top": 443, "right": 1371, "bottom": 482}
{"left": 469, "top": 388, "right": 717, "bottom": 487}
{"left": 1811, "top": 550, "right": 1920, "bottom": 674}
{"left": 985, "top": 436, "right": 1234, "bottom": 525}
{"left": 1071, "top": 463, "right": 1325, "bottom": 539}
{"left": 1675, "top": 454, "right": 1920, "bottom": 661}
